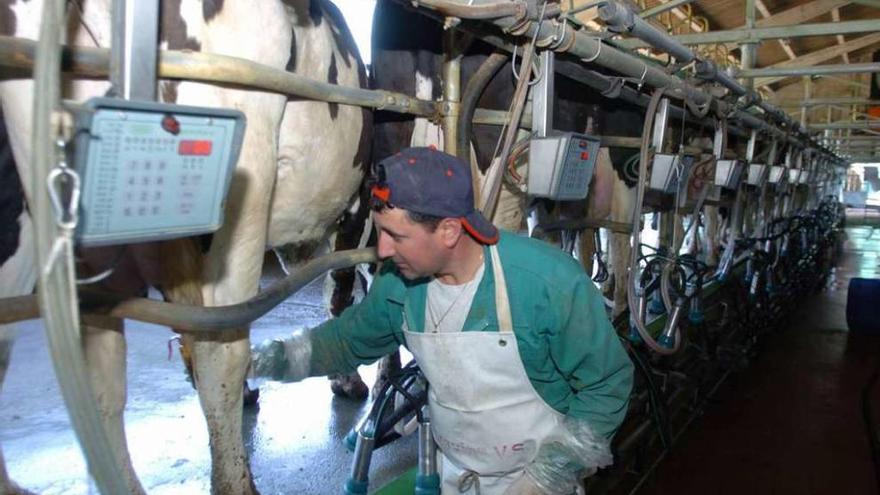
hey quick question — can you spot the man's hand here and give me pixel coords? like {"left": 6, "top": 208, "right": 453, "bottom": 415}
{"left": 250, "top": 339, "right": 288, "bottom": 380}
{"left": 502, "top": 473, "right": 548, "bottom": 495}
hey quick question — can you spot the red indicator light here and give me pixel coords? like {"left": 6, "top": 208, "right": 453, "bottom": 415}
{"left": 578, "top": 141, "right": 587, "bottom": 148}
{"left": 178, "top": 140, "right": 213, "bottom": 156}
{"left": 580, "top": 151, "right": 590, "bottom": 160}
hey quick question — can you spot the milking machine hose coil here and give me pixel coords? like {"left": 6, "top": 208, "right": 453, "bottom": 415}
{"left": 627, "top": 87, "right": 685, "bottom": 355}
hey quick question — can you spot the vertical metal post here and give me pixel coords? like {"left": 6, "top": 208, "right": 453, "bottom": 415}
{"left": 740, "top": 0, "right": 757, "bottom": 92}
{"left": 532, "top": 51, "right": 555, "bottom": 138}
{"left": 527, "top": 50, "right": 555, "bottom": 236}
{"left": 768, "top": 140, "right": 779, "bottom": 166}
{"left": 111, "top": 0, "right": 159, "bottom": 101}
{"left": 441, "top": 29, "right": 463, "bottom": 157}
{"left": 712, "top": 119, "right": 725, "bottom": 159}
{"left": 746, "top": 129, "right": 757, "bottom": 162}
{"left": 800, "top": 76, "right": 811, "bottom": 127}
{"left": 651, "top": 98, "right": 670, "bottom": 151}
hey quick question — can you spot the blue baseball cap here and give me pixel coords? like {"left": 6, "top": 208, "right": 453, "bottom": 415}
{"left": 371, "top": 147, "right": 499, "bottom": 244}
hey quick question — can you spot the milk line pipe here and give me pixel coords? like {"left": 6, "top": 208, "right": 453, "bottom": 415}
{"left": 394, "top": 0, "right": 838, "bottom": 163}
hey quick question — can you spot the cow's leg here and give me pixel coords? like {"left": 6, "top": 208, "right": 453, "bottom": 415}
{"left": 608, "top": 176, "right": 636, "bottom": 318}
{"left": 166, "top": 2, "right": 293, "bottom": 492}
{"left": 579, "top": 228, "right": 597, "bottom": 277}
{"left": 704, "top": 206, "right": 719, "bottom": 266}
{"left": 81, "top": 315, "right": 146, "bottom": 495}
{"left": 608, "top": 232, "right": 631, "bottom": 318}
{"left": 673, "top": 213, "right": 686, "bottom": 255}
{"left": 166, "top": 235, "right": 258, "bottom": 495}
{"left": 193, "top": 98, "right": 285, "bottom": 495}
{"left": 158, "top": 109, "right": 279, "bottom": 495}
{"left": 328, "top": 196, "right": 371, "bottom": 401}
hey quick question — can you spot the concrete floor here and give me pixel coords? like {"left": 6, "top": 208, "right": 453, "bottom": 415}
{"left": 637, "top": 225, "right": 880, "bottom": 495}
{"left": 1, "top": 267, "right": 416, "bottom": 494}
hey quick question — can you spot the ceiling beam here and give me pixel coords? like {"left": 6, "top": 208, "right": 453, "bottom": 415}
{"left": 821, "top": 134, "right": 880, "bottom": 139}
{"left": 620, "top": 19, "right": 880, "bottom": 47}
{"left": 753, "top": 32, "right": 880, "bottom": 87}
{"left": 774, "top": 97, "right": 880, "bottom": 107}
{"left": 850, "top": 0, "right": 880, "bottom": 8}
{"left": 816, "top": 74, "right": 871, "bottom": 89}
{"left": 810, "top": 120, "right": 880, "bottom": 129}
{"left": 831, "top": 9, "right": 850, "bottom": 64}
{"left": 740, "top": 62, "right": 880, "bottom": 78}
{"left": 620, "top": 0, "right": 849, "bottom": 49}
{"left": 745, "top": 0, "right": 851, "bottom": 28}
{"left": 756, "top": 0, "right": 798, "bottom": 60}
{"left": 639, "top": 0, "right": 697, "bottom": 18}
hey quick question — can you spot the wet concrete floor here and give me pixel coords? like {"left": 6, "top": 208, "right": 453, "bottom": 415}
{"left": 638, "top": 225, "right": 880, "bottom": 495}
{"left": 1, "top": 262, "right": 416, "bottom": 494}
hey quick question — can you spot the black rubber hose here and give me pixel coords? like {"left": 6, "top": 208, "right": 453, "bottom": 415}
{"left": 622, "top": 338, "right": 673, "bottom": 451}
{"left": 456, "top": 51, "right": 510, "bottom": 162}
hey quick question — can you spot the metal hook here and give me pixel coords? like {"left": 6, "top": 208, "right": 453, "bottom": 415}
{"left": 581, "top": 38, "right": 603, "bottom": 63}
{"left": 47, "top": 167, "right": 81, "bottom": 231}
{"left": 637, "top": 64, "right": 649, "bottom": 90}
{"left": 511, "top": 45, "right": 543, "bottom": 86}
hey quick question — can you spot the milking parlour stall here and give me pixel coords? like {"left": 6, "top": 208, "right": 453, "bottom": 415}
{"left": 0, "top": 0, "right": 878, "bottom": 494}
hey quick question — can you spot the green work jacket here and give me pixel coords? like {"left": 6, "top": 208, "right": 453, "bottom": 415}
{"left": 308, "top": 231, "right": 634, "bottom": 439}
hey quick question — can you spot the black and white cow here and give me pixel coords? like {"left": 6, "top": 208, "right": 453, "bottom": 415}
{"left": 0, "top": 1, "right": 369, "bottom": 493}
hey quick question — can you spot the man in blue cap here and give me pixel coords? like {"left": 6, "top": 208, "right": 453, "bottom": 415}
{"left": 251, "top": 147, "right": 633, "bottom": 495}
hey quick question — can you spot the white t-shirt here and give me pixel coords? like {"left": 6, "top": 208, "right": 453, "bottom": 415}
{"left": 424, "top": 264, "right": 485, "bottom": 333}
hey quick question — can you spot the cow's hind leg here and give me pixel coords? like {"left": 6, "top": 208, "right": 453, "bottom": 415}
{"left": 81, "top": 315, "right": 146, "bottom": 495}
{"left": 328, "top": 189, "right": 372, "bottom": 401}
{"left": 189, "top": 329, "right": 255, "bottom": 495}
{"left": 161, "top": 234, "right": 258, "bottom": 495}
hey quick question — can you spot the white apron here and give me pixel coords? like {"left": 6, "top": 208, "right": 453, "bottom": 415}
{"left": 404, "top": 246, "right": 565, "bottom": 495}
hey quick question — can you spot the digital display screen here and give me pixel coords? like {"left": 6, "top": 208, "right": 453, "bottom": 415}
{"left": 178, "top": 140, "right": 213, "bottom": 156}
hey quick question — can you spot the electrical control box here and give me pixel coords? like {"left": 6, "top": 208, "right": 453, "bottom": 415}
{"left": 649, "top": 153, "right": 695, "bottom": 194}
{"left": 73, "top": 97, "right": 246, "bottom": 246}
{"left": 527, "top": 132, "right": 601, "bottom": 200}
{"left": 768, "top": 165, "right": 787, "bottom": 184}
{"left": 798, "top": 170, "right": 812, "bottom": 185}
{"left": 746, "top": 163, "right": 767, "bottom": 186}
{"left": 714, "top": 159, "right": 745, "bottom": 190}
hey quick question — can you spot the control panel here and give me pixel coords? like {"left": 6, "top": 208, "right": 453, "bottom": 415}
{"left": 527, "top": 132, "right": 601, "bottom": 200}
{"left": 649, "top": 153, "right": 695, "bottom": 194}
{"left": 73, "top": 97, "right": 245, "bottom": 246}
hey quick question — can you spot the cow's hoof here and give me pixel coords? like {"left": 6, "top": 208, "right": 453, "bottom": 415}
{"left": 329, "top": 375, "right": 369, "bottom": 400}
{"left": 243, "top": 380, "right": 260, "bottom": 409}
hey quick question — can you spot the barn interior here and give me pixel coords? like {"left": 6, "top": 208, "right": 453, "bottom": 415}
{"left": 1, "top": 0, "right": 880, "bottom": 494}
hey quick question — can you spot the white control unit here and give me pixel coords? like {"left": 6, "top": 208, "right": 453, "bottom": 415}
{"left": 527, "top": 132, "right": 601, "bottom": 200}
{"left": 73, "top": 97, "right": 246, "bottom": 246}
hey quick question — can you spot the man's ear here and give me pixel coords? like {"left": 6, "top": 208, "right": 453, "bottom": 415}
{"left": 438, "top": 218, "right": 464, "bottom": 248}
